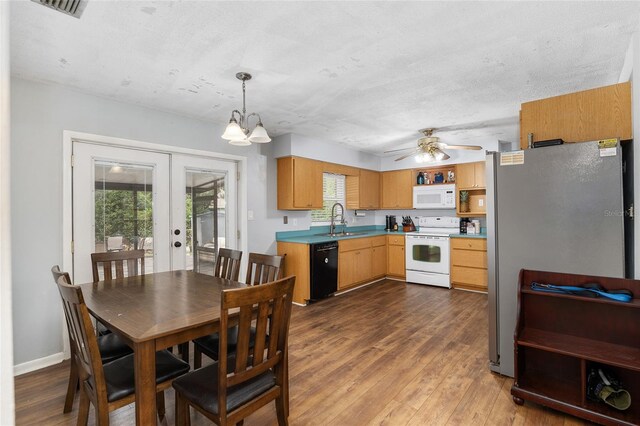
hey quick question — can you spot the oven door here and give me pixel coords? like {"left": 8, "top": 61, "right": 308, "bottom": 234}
{"left": 405, "top": 235, "right": 450, "bottom": 274}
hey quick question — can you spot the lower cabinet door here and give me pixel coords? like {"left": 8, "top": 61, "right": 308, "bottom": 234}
{"left": 355, "top": 248, "right": 372, "bottom": 283}
{"left": 387, "top": 245, "right": 405, "bottom": 277}
{"left": 371, "top": 245, "right": 387, "bottom": 278}
{"left": 339, "top": 251, "right": 357, "bottom": 289}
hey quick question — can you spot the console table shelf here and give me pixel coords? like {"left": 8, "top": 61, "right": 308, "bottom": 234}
{"left": 512, "top": 269, "right": 640, "bottom": 425}
{"left": 518, "top": 328, "right": 640, "bottom": 372}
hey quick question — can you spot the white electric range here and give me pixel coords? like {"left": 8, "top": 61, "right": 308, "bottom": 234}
{"left": 405, "top": 216, "right": 460, "bottom": 288}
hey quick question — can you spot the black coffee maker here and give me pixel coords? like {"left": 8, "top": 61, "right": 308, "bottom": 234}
{"left": 385, "top": 215, "right": 397, "bottom": 231}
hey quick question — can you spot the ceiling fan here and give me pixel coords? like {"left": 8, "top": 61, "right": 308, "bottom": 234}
{"left": 385, "top": 128, "right": 483, "bottom": 162}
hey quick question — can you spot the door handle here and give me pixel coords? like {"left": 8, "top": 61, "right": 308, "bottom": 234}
{"left": 174, "top": 241, "right": 182, "bottom": 248}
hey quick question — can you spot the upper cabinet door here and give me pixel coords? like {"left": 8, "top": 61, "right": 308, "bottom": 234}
{"left": 456, "top": 163, "right": 476, "bottom": 189}
{"left": 359, "top": 169, "right": 380, "bottom": 209}
{"left": 381, "top": 170, "right": 413, "bottom": 209}
{"left": 473, "top": 161, "right": 486, "bottom": 188}
{"left": 277, "top": 156, "right": 323, "bottom": 210}
{"left": 520, "top": 82, "right": 632, "bottom": 149}
{"left": 293, "top": 157, "right": 323, "bottom": 208}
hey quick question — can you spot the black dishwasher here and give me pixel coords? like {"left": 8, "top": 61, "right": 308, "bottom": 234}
{"left": 309, "top": 241, "right": 338, "bottom": 301}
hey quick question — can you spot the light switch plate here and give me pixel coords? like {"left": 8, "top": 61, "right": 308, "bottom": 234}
{"left": 248, "top": 210, "right": 254, "bottom": 220}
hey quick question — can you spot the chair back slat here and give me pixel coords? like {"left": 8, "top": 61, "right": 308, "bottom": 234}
{"left": 214, "top": 248, "right": 242, "bottom": 281}
{"left": 245, "top": 253, "right": 284, "bottom": 286}
{"left": 217, "top": 276, "right": 295, "bottom": 414}
{"left": 91, "top": 250, "right": 145, "bottom": 282}
{"left": 54, "top": 275, "right": 108, "bottom": 406}
{"left": 252, "top": 301, "right": 270, "bottom": 365}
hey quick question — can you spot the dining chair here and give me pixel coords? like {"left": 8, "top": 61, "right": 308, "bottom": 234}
{"left": 245, "top": 253, "right": 285, "bottom": 286}
{"left": 173, "top": 276, "right": 295, "bottom": 426}
{"left": 213, "top": 248, "right": 243, "bottom": 281}
{"left": 193, "top": 252, "right": 284, "bottom": 369}
{"left": 54, "top": 274, "right": 190, "bottom": 425}
{"left": 51, "top": 265, "right": 134, "bottom": 414}
{"left": 91, "top": 249, "right": 146, "bottom": 336}
{"left": 91, "top": 249, "right": 145, "bottom": 282}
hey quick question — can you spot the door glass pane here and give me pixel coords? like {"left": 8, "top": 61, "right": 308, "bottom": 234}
{"left": 185, "top": 170, "right": 227, "bottom": 275}
{"left": 412, "top": 244, "right": 441, "bottom": 263}
{"left": 94, "top": 162, "right": 154, "bottom": 276}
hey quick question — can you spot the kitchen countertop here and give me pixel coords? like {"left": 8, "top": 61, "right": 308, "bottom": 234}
{"left": 276, "top": 226, "right": 412, "bottom": 244}
{"left": 450, "top": 233, "right": 487, "bottom": 239}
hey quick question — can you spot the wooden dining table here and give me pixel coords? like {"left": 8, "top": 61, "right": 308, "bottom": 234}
{"left": 78, "top": 270, "right": 248, "bottom": 425}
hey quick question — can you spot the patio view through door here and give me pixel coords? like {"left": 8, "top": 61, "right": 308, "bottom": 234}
{"left": 72, "top": 142, "right": 238, "bottom": 283}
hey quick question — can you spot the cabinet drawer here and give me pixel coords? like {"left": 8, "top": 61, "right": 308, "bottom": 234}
{"left": 451, "top": 249, "right": 487, "bottom": 268}
{"left": 451, "top": 266, "right": 488, "bottom": 287}
{"left": 339, "top": 238, "right": 371, "bottom": 252}
{"left": 387, "top": 235, "right": 405, "bottom": 246}
{"left": 450, "top": 238, "right": 487, "bottom": 251}
{"left": 370, "top": 236, "right": 386, "bottom": 247}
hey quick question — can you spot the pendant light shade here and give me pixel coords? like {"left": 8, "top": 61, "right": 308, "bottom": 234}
{"left": 248, "top": 122, "right": 271, "bottom": 143}
{"left": 221, "top": 119, "right": 245, "bottom": 141}
{"left": 229, "top": 138, "right": 251, "bottom": 146}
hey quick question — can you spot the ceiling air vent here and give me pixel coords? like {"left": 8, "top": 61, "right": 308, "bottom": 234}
{"left": 32, "top": 0, "right": 87, "bottom": 18}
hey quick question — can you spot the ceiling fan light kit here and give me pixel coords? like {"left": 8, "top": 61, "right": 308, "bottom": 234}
{"left": 221, "top": 72, "right": 271, "bottom": 145}
{"left": 386, "top": 127, "right": 482, "bottom": 162}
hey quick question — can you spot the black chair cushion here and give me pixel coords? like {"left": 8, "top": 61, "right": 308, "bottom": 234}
{"left": 193, "top": 326, "right": 258, "bottom": 360}
{"left": 172, "top": 362, "right": 275, "bottom": 414}
{"left": 98, "top": 332, "right": 133, "bottom": 364}
{"left": 103, "top": 350, "right": 190, "bottom": 402}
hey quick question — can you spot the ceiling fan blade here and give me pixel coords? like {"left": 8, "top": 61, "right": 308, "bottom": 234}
{"left": 439, "top": 143, "right": 482, "bottom": 150}
{"left": 384, "top": 146, "right": 416, "bottom": 154}
{"left": 433, "top": 148, "right": 450, "bottom": 161}
{"left": 395, "top": 149, "right": 421, "bottom": 162}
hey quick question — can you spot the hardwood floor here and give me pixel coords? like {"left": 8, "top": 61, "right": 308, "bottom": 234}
{"left": 15, "top": 280, "right": 591, "bottom": 425}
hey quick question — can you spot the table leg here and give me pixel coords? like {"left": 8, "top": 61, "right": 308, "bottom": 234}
{"left": 134, "top": 340, "right": 156, "bottom": 425}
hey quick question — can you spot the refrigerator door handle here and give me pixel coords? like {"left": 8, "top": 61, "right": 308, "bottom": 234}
{"left": 486, "top": 152, "right": 500, "bottom": 370}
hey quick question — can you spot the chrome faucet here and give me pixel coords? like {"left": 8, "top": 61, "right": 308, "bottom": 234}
{"left": 329, "top": 202, "right": 347, "bottom": 235}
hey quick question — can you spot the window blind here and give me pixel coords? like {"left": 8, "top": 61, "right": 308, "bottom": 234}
{"left": 311, "top": 173, "right": 346, "bottom": 223}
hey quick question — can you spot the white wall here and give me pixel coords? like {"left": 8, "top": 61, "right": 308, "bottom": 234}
{"left": 10, "top": 78, "right": 280, "bottom": 367}
{"left": 1, "top": 1, "right": 15, "bottom": 423}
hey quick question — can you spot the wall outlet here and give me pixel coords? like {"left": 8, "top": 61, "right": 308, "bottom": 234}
{"left": 479, "top": 199, "right": 484, "bottom": 207}
{"left": 293, "top": 218, "right": 298, "bottom": 226}
{"left": 283, "top": 216, "right": 288, "bottom": 224}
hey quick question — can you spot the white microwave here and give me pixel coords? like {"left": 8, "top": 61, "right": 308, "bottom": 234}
{"left": 413, "top": 184, "right": 456, "bottom": 209}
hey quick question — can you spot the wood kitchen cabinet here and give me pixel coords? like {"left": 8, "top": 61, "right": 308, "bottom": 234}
{"left": 520, "top": 82, "right": 632, "bottom": 149}
{"left": 456, "top": 162, "right": 485, "bottom": 189}
{"left": 450, "top": 237, "right": 487, "bottom": 292}
{"left": 456, "top": 161, "right": 486, "bottom": 217}
{"left": 338, "top": 236, "right": 387, "bottom": 290}
{"left": 346, "top": 169, "right": 380, "bottom": 210}
{"left": 387, "top": 235, "right": 405, "bottom": 278}
{"left": 371, "top": 243, "right": 387, "bottom": 279}
{"left": 381, "top": 170, "right": 413, "bottom": 209}
{"left": 277, "top": 156, "right": 324, "bottom": 210}
{"left": 276, "top": 241, "right": 311, "bottom": 304}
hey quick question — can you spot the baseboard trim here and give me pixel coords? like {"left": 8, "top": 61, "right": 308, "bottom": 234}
{"left": 14, "top": 352, "right": 67, "bottom": 376}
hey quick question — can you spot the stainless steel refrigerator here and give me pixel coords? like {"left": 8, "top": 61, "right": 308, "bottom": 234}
{"left": 486, "top": 142, "right": 628, "bottom": 377}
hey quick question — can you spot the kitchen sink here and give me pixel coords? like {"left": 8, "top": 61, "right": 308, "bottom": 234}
{"left": 316, "top": 231, "right": 368, "bottom": 237}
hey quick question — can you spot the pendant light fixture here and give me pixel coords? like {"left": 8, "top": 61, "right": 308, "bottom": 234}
{"left": 221, "top": 72, "right": 271, "bottom": 145}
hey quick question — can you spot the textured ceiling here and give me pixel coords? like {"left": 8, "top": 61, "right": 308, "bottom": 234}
{"left": 10, "top": 1, "right": 640, "bottom": 153}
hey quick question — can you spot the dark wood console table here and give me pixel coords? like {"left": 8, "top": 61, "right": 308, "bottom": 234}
{"left": 512, "top": 269, "right": 640, "bottom": 425}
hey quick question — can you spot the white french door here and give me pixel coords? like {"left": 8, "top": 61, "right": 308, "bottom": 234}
{"left": 72, "top": 142, "right": 238, "bottom": 283}
{"left": 170, "top": 154, "right": 237, "bottom": 273}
